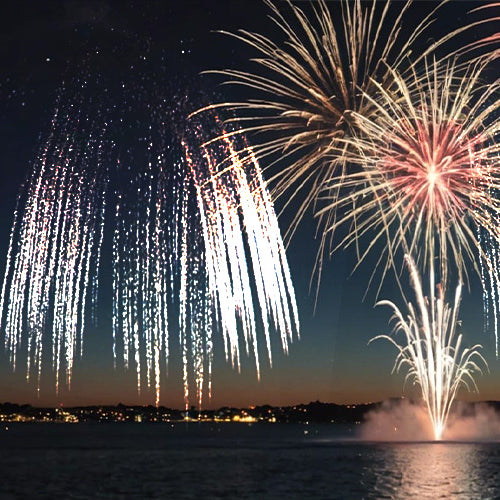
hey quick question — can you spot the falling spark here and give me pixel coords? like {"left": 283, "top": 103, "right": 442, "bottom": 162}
{"left": 0, "top": 32, "right": 299, "bottom": 409}
{"left": 478, "top": 221, "right": 500, "bottom": 359}
{"left": 185, "top": 119, "right": 299, "bottom": 374}
{"left": 112, "top": 109, "right": 299, "bottom": 408}
{"left": 0, "top": 97, "right": 108, "bottom": 393}
{"left": 373, "top": 256, "right": 486, "bottom": 440}
{"left": 111, "top": 118, "right": 174, "bottom": 407}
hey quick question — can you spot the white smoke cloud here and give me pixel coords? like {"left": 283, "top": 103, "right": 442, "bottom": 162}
{"left": 444, "top": 403, "right": 500, "bottom": 441}
{"left": 360, "top": 399, "right": 434, "bottom": 441}
{"left": 360, "top": 399, "right": 500, "bottom": 442}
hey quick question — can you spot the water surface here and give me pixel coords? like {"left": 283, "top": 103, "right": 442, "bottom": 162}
{"left": 0, "top": 423, "right": 499, "bottom": 499}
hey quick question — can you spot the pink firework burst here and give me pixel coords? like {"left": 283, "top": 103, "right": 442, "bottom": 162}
{"left": 381, "top": 117, "right": 488, "bottom": 233}
{"left": 319, "top": 56, "right": 500, "bottom": 288}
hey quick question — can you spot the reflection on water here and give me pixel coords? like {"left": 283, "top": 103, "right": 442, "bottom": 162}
{"left": 368, "top": 443, "right": 500, "bottom": 499}
{"left": 0, "top": 424, "right": 500, "bottom": 498}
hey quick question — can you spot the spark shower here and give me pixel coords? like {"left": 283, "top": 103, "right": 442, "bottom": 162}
{"left": 0, "top": 79, "right": 299, "bottom": 408}
{"left": 112, "top": 107, "right": 298, "bottom": 407}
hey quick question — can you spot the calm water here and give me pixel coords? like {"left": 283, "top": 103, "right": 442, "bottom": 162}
{"left": 0, "top": 423, "right": 499, "bottom": 499}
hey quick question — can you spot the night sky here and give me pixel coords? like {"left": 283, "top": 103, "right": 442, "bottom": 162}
{"left": 0, "top": 0, "right": 499, "bottom": 408}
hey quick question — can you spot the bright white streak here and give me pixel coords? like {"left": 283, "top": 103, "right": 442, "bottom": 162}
{"left": 0, "top": 105, "right": 108, "bottom": 392}
{"left": 113, "top": 116, "right": 299, "bottom": 408}
{"left": 373, "top": 256, "right": 486, "bottom": 440}
{"left": 184, "top": 129, "right": 299, "bottom": 384}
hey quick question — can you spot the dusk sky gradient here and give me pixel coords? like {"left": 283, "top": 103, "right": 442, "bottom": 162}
{"left": 0, "top": 0, "right": 499, "bottom": 408}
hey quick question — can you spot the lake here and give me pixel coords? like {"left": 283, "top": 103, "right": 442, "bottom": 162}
{"left": 0, "top": 423, "right": 499, "bottom": 499}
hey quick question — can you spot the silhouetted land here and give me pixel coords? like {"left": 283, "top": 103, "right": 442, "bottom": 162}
{"left": 1, "top": 399, "right": 499, "bottom": 424}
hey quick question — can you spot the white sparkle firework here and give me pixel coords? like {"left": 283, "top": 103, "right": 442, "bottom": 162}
{"left": 479, "top": 227, "right": 500, "bottom": 358}
{"left": 0, "top": 100, "right": 108, "bottom": 393}
{"left": 373, "top": 256, "right": 486, "bottom": 440}
{"left": 185, "top": 124, "right": 299, "bottom": 378}
{"left": 112, "top": 110, "right": 299, "bottom": 408}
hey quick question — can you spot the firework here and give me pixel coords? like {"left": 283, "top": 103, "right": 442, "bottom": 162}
{"left": 468, "top": 3, "right": 500, "bottom": 356}
{"left": 207, "top": 0, "right": 500, "bottom": 438}
{"left": 320, "top": 56, "right": 500, "bottom": 307}
{"left": 203, "top": 0, "right": 465, "bottom": 285}
{"left": 0, "top": 64, "right": 298, "bottom": 408}
{"left": 186, "top": 120, "right": 299, "bottom": 370}
{"left": 0, "top": 94, "right": 108, "bottom": 393}
{"left": 316, "top": 54, "right": 500, "bottom": 438}
{"left": 373, "top": 256, "right": 486, "bottom": 440}
{"left": 111, "top": 110, "right": 217, "bottom": 409}
{"left": 111, "top": 115, "right": 173, "bottom": 406}
{"left": 112, "top": 106, "right": 299, "bottom": 407}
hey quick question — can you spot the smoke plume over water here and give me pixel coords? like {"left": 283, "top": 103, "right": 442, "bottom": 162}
{"left": 360, "top": 399, "right": 500, "bottom": 442}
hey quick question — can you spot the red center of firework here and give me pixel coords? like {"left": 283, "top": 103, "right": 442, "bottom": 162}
{"left": 382, "top": 119, "right": 483, "bottom": 224}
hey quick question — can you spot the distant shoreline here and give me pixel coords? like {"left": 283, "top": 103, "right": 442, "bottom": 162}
{"left": 1, "top": 399, "right": 499, "bottom": 424}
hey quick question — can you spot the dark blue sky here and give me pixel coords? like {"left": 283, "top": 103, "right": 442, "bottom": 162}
{"left": 0, "top": 0, "right": 498, "bottom": 408}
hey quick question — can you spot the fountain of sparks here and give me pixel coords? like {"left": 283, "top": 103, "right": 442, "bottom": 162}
{"left": 0, "top": 94, "right": 108, "bottom": 393}
{"left": 112, "top": 108, "right": 299, "bottom": 408}
{"left": 373, "top": 256, "right": 487, "bottom": 440}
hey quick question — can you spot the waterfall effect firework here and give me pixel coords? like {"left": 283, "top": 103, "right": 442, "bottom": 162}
{"left": 177, "top": 171, "right": 213, "bottom": 410}
{"left": 472, "top": 3, "right": 500, "bottom": 356}
{"left": 1, "top": 30, "right": 299, "bottom": 407}
{"left": 111, "top": 109, "right": 217, "bottom": 408}
{"left": 185, "top": 120, "right": 299, "bottom": 376}
{"left": 112, "top": 108, "right": 299, "bottom": 407}
{"left": 0, "top": 96, "right": 108, "bottom": 392}
{"left": 373, "top": 257, "right": 486, "bottom": 440}
{"left": 111, "top": 119, "right": 173, "bottom": 406}
{"left": 479, "top": 226, "right": 500, "bottom": 358}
